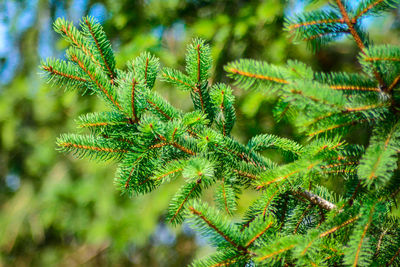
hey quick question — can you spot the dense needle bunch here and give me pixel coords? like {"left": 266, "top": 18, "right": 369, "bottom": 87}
{"left": 42, "top": 1, "right": 400, "bottom": 265}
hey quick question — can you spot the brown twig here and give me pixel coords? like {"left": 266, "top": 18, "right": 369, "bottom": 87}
{"left": 293, "top": 189, "right": 337, "bottom": 211}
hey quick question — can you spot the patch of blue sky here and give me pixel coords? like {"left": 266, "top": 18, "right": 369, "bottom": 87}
{"left": 38, "top": 16, "right": 55, "bottom": 59}
{"left": 51, "top": 0, "right": 67, "bottom": 22}
{"left": 69, "top": 0, "right": 88, "bottom": 23}
{"left": 89, "top": 3, "right": 108, "bottom": 23}
{"left": 284, "top": 0, "right": 307, "bottom": 17}
{"left": 6, "top": 173, "right": 21, "bottom": 192}
{"left": 16, "top": 0, "right": 38, "bottom": 34}
{"left": 0, "top": 23, "right": 7, "bottom": 55}
{"left": 170, "top": 20, "right": 186, "bottom": 42}
{"left": 0, "top": 0, "right": 38, "bottom": 84}
{"left": 152, "top": 25, "right": 164, "bottom": 39}
{"left": 152, "top": 222, "right": 176, "bottom": 246}
{"left": 0, "top": 48, "right": 20, "bottom": 85}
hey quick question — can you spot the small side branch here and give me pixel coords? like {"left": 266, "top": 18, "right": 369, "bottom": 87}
{"left": 336, "top": 0, "right": 365, "bottom": 50}
{"left": 335, "top": 0, "right": 386, "bottom": 89}
{"left": 293, "top": 189, "right": 337, "bottom": 211}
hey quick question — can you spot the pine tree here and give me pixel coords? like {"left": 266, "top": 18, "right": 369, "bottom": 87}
{"left": 42, "top": 1, "right": 400, "bottom": 265}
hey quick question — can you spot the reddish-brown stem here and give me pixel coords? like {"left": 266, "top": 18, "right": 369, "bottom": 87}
{"left": 233, "top": 170, "right": 258, "bottom": 180}
{"left": 354, "top": 206, "right": 375, "bottom": 266}
{"left": 84, "top": 18, "right": 115, "bottom": 81}
{"left": 245, "top": 221, "right": 273, "bottom": 247}
{"left": 294, "top": 204, "right": 313, "bottom": 234}
{"left": 169, "top": 180, "right": 201, "bottom": 223}
{"left": 144, "top": 57, "right": 149, "bottom": 84}
{"left": 146, "top": 100, "right": 171, "bottom": 120}
{"left": 228, "top": 67, "right": 289, "bottom": 84}
{"left": 59, "top": 142, "right": 128, "bottom": 154}
{"left": 220, "top": 90, "right": 227, "bottom": 136}
{"left": 189, "top": 206, "right": 247, "bottom": 252}
{"left": 336, "top": 0, "right": 365, "bottom": 50}
{"left": 171, "top": 128, "right": 178, "bottom": 141}
{"left": 388, "top": 246, "right": 400, "bottom": 266}
{"left": 221, "top": 178, "right": 230, "bottom": 214}
{"left": 196, "top": 44, "right": 201, "bottom": 82}
{"left": 171, "top": 142, "right": 196, "bottom": 155}
{"left": 131, "top": 78, "right": 138, "bottom": 123}
{"left": 353, "top": 0, "right": 386, "bottom": 22}
{"left": 335, "top": 0, "right": 386, "bottom": 89}
{"left": 388, "top": 73, "right": 400, "bottom": 92}
{"left": 288, "top": 18, "right": 345, "bottom": 30}
{"left": 70, "top": 55, "right": 121, "bottom": 110}
{"left": 42, "top": 65, "right": 88, "bottom": 82}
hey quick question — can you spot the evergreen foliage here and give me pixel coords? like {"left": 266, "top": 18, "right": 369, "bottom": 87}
{"left": 42, "top": 1, "right": 400, "bottom": 265}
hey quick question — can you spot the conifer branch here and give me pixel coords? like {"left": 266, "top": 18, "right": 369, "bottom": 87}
{"left": 221, "top": 179, "right": 230, "bottom": 214}
{"left": 233, "top": 170, "right": 258, "bottom": 180}
{"left": 300, "top": 216, "right": 359, "bottom": 256}
{"left": 374, "top": 228, "right": 388, "bottom": 257}
{"left": 256, "top": 169, "right": 300, "bottom": 189}
{"left": 262, "top": 188, "right": 280, "bottom": 218}
{"left": 210, "top": 257, "right": 239, "bottom": 267}
{"left": 42, "top": 65, "right": 88, "bottom": 82}
{"left": 335, "top": 0, "right": 366, "bottom": 51}
{"left": 146, "top": 100, "right": 172, "bottom": 120}
{"left": 79, "top": 122, "right": 120, "bottom": 127}
{"left": 319, "top": 216, "right": 360, "bottom": 238}
{"left": 161, "top": 72, "right": 197, "bottom": 91}
{"left": 335, "top": 0, "right": 387, "bottom": 89}
{"left": 388, "top": 73, "right": 400, "bottom": 92}
{"left": 288, "top": 18, "right": 345, "bottom": 30}
{"left": 130, "top": 78, "right": 138, "bottom": 123}
{"left": 153, "top": 168, "right": 184, "bottom": 181}
{"left": 351, "top": 206, "right": 375, "bottom": 266}
{"left": 257, "top": 244, "right": 295, "bottom": 261}
{"left": 83, "top": 17, "right": 115, "bottom": 81}
{"left": 55, "top": 19, "right": 102, "bottom": 69}
{"left": 69, "top": 53, "right": 121, "bottom": 110}
{"left": 364, "top": 57, "right": 400, "bottom": 62}
{"left": 353, "top": 0, "right": 386, "bottom": 21}
{"left": 59, "top": 142, "right": 129, "bottom": 154}
{"left": 123, "top": 155, "right": 146, "bottom": 189}
{"left": 304, "top": 103, "right": 386, "bottom": 128}
{"left": 169, "top": 181, "right": 202, "bottom": 223}
{"left": 245, "top": 221, "right": 274, "bottom": 247}
{"left": 227, "top": 67, "right": 289, "bottom": 84}
{"left": 196, "top": 44, "right": 201, "bottom": 83}
{"left": 294, "top": 204, "right": 313, "bottom": 234}
{"left": 188, "top": 206, "right": 247, "bottom": 252}
{"left": 46, "top": 14, "right": 400, "bottom": 265}
{"left": 308, "top": 118, "right": 370, "bottom": 137}
{"left": 388, "top": 246, "right": 400, "bottom": 266}
{"left": 303, "top": 30, "right": 350, "bottom": 42}
{"left": 194, "top": 85, "right": 206, "bottom": 113}
{"left": 329, "top": 85, "right": 380, "bottom": 92}
{"left": 144, "top": 57, "right": 149, "bottom": 84}
{"left": 171, "top": 142, "right": 197, "bottom": 156}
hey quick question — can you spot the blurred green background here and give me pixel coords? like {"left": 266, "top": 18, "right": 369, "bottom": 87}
{"left": 0, "top": 0, "right": 399, "bottom": 266}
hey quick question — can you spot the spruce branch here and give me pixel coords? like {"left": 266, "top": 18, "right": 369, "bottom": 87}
{"left": 68, "top": 48, "right": 121, "bottom": 110}
{"left": 354, "top": 0, "right": 400, "bottom": 21}
{"left": 335, "top": 0, "right": 387, "bottom": 89}
{"left": 81, "top": 16, "right": 116, "bottom": 82}
{"left": 54, "top": 18, "right": 103, "bottom": 70}
{"left": 44, "top": 12, "right": 400, "bottom": 265}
